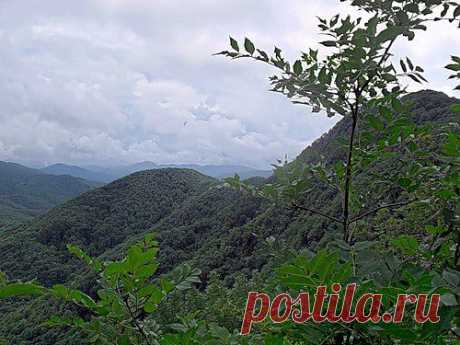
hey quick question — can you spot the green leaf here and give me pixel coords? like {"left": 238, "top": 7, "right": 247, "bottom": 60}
{"left": 127, "top": 246, "right": 143, "bottom": 269}
{"left": 400, "top": 59, "right": 407, "bottom": 72}
{"left": 244, "top": 38, "right": 255, "bottom": 55}
{"left": 67, "top": 244, "right": 102, "bottom": 272}
{"left": 229, "top": 36, "right": 239, "bottom": 52}
{"left": 256, "top": 49, "right": 269, "bottom": 61}
{"left": 0, "top": 283, "right": 46, "bottom": 299}
{"left": 320, "top": 40, "right": 336, "bottom": 47}
{"left": 293, "top": 60, "right": 303, "bottom": 75}
{"left": 136, "top": 263, "right": 158, "bottom": 279}
{"left": 144, "top": 287, "right": 165, "bottom": 313}
{"left": 391, "top": 235, "right": 418, "bottom": 256}
{"left": 367, "top": 115, "right": 384, "bottom": 130}
{"left": 398, "top": 177, "right": 412, "bottom": 189}
{"left": 450, "top": 104, "right": 460, "bottom": 113}
{"left": 160, "top": 278, "right": 175, "bottom": 294}
{"left": 51, "top": 285, "right": 97, "bottom": 310}
{"left": 148, "top": 286, "right": 164, "bottom": 305}
{"left": 376, "top": 26, "right": 404, "bottom": 44}
{"left": 443, "top": 132, "right": 459, "bottom": 156}
{"left": 446, "top": 63, "right": 460, "bottom": 71}
{"left": 105, "top": 261, "right": 126, "bottom": 276}
{"left": 406, "top": 57, "right": 414, "bottom": 71}
{"left": 408, "top": 73, "right": 421, "bottom": 83}
{"left": 454, "top": 5, "right": 460, "bottom": 18}
{"left": 440, "top": 293, "right": 457, "bottom": 306}
{"left": 70, "top": 290, "right": 97, "bottom": 310}
{"left": 442, "top": 269, "right": 460, "bottom": 286}
{"left": 391, "top": 98, "right": 403, "bottom": 112}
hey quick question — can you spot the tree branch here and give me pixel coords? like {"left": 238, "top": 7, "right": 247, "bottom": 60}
{"left": 291, "top": 202, "right": 343, "bottom": 224}
{"left": 122, "top": 290, "right": 152, "bottom": 345}
{"left": 349, "top": 199, "right": 418, "bottom": 224}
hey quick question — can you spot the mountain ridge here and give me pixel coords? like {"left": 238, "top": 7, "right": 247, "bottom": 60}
{"left": 41, "top": 162, "right": 272, "bottom": 182}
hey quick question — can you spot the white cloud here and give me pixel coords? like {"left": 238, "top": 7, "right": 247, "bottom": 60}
{"left": 0, "top": 0, "right": 458, "bottom": 169}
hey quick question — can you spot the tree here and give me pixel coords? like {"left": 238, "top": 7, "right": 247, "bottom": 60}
{"left": 216, "top": 0, "right": 460, "bottom": 343}
{"left": 218, "top": 0, "right": 460, "bottom": 244}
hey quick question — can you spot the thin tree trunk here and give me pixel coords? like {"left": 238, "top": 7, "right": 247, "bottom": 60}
{"left": 343, "top": 113, "right": 358, "bottom": 243}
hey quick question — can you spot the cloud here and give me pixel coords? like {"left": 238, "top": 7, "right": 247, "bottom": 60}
{"left": 0, "top": 0, "right": 458, "bottom": 169}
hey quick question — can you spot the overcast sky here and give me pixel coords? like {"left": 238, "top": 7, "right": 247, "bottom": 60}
{"left": 0, "top": 0, "right": 459, "bottom": 169}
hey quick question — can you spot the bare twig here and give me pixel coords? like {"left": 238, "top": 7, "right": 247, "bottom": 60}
{"left": 349, "top": 199, "right": 418, "bottom": 224}
{"left": 291, "top": 202, "right": 343, "bottom": 224}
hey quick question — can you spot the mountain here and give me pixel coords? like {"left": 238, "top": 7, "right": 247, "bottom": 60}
{"left": 42, "top": 162, "right": 272, "bottom": 182}
{"left": 0, "top": 162, "right": 101, "bottom": 226}
{"left": 0, "top": 168, "right": 217, "bottom": 285}
{"left": 41, "top": 164, "right": 113, "bottom": 183}
{"left": 82, "top": 161, "right": 160, "bottom": 181}
{"left": 0, "top": 90, "right": 458, "bottom": 344}
{"left": 0, "top": 168, "right": 265, "bottom": 344}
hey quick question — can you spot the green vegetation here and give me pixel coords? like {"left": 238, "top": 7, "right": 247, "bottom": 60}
{"left": 0, "top": 161, "right": 100, "bottom": 227}
{"left": 1, "top": 0, "right": 460, "bottom": 344}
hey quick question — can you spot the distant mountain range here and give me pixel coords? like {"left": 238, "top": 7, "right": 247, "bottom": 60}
{"left": 41, "top": 162, "right": 273, "bottom": 182}
{"left": 0, "top": 161, "right": 101, "bottom": 226}
{"left": 0, "top": 160, "right": 270, "bottom": 226}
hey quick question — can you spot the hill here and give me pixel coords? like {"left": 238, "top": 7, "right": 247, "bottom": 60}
{"left": 296, "top": 90, "right": 460, "bottom": 165}
{"left": 0, "top": 168, "right": 216, "bottom": 285}
{"left": 0, "top": 162, "right": 100, "bottom": 227}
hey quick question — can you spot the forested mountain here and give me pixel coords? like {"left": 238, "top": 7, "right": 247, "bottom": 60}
{"left": 42, "top": 162, "right": 272, "bottom": 183}
{"left": 296, "top": 90, "right": 460, "bottom": 165}
{"left": 0, "top": 162, "right": 100, "bottom": 227}
{"left": 0, "top": 169, "right": 216, "bottom": 285}
{"left": 0, "top": 90, "right": 458, "bottom": 344}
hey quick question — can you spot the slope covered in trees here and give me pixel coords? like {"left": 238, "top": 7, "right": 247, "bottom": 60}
{"left": 0, "top": 169, "right": 216, "bottom": 285}
{"left": 0, "top": 162, "right": 100, "bottom": 227}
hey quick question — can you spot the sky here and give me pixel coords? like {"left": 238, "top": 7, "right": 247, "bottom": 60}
{"left": 0, "top": 0, "right": 459, "bottom": 169}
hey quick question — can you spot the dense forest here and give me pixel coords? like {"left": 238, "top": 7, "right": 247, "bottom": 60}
{"left": 0, "top": 162, "right": 100, "bottom": 228}
{"left": 1, "top": 0, "right": 460, "bottom": 344}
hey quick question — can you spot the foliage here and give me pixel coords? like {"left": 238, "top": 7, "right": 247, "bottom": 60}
{"left": 215, "top": 0, "right": 460, "bottom": 343}
{"left": 0, "top": 235, "right": 203, "bottom": 345}
{"left": 219, "top": 0, "right": 460, "bottom": 245}
{"left": 256, "top": 247, "right": 460, "bottom": 345}
{"left": 446, "top": 55, "right": 460, "bottom": 91}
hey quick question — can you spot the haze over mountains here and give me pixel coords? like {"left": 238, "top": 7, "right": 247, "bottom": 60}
{"left": 41, "top": 162, "right": 273, "bottom": 182}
